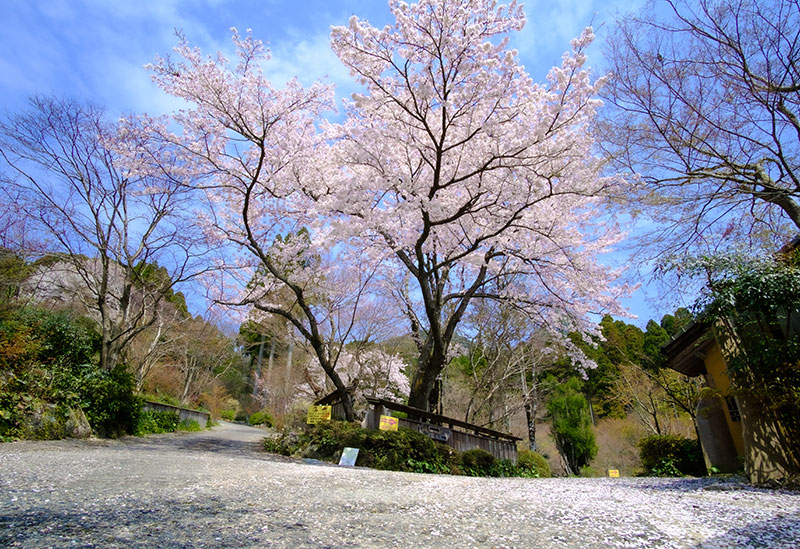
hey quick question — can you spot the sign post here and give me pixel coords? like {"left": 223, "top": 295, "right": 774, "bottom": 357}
{"left": 306, "top": 405, "right": 332, "bottom": 425}
{"left": 379, "top": 414, "right": 398, "bottom": 431}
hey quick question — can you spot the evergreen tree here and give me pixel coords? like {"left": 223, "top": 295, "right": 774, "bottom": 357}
{"left": 547, "top": 376, "right": 597, "bottom": 475}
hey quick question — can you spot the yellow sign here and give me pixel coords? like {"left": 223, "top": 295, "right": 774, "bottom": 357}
{"left": 307, "top": 405, "right": 332, "bottom": 424}
{"left": 607, "top": 469, "right": 620, "bottom": 478}
{"left": 379, "top": 414, "right": 398, "bottom": 431}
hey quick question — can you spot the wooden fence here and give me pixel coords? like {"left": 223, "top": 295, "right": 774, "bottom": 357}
{"left": 363, "top": 396, "right": 520, "bottom": 462}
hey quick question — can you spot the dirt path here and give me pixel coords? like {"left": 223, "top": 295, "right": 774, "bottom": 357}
{"left": 1, "top": 423, "right": 799, "bottom": 547}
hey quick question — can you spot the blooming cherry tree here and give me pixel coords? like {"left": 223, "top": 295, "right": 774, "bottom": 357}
{"left": 297, "top": 347, "right": 410, "bottom": 415}
{"left": 142, "top": 30, "right": 369, "bottom": 421}
{"left": 326, "top": 0, "right": 627, "bottom": 410}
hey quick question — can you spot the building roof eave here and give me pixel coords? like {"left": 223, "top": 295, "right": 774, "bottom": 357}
{"left": 661, "top": 320, "right": 715, "bottom": 377}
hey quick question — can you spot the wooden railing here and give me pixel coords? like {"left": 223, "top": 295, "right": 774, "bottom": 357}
{"left": 364, "top": 396, "right": 520, "bottom": 462}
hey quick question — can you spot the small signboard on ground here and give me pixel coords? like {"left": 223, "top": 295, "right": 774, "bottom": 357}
{"left": 379, "top": 415, "right": 399, "bottom": 431}
{"left": 307, "top": 405, "right": 332, "bottom": 424}
{"left": 339, "top": 447, "right": 359, "bottom": 467}
{"left": 607, "top": 469, "right": 620, "bottom": 478}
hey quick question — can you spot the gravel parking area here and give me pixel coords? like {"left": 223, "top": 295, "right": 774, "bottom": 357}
{"left": 1, "top": 422, "right": 799, "bottom": 548}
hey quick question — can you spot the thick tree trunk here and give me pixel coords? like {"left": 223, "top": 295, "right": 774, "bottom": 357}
{"left": 407, "top": 351, "right": 446, "bottom": 412}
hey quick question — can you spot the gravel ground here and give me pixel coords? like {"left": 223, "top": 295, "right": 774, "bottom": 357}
{"left": 1, "top": 422, "right": 799, "bottom": 548}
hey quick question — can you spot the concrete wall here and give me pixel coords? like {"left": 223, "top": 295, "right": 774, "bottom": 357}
{"left": 696, "top": 394, "right": 740, "bottom": 473}
{"left": 143, "top": 401, "right": 210, "bottom": 429}
{"left": 703, "top": 345, "right": 745, "bottom": 456}
{"left": 739, "top": 398, "right": 797, "bottom": 484}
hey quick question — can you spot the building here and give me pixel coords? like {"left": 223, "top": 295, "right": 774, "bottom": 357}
{"left": 663, "top": 320, "right": 796, "bottom": 484}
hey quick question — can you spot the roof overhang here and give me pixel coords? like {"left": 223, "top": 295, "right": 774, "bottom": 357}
{"left": 661, "top": 320, "right": 715, "bottom": 377}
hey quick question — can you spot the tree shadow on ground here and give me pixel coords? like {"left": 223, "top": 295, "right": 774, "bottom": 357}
{"left": 0, "top": 498, "right": 290, "bottom": 547}
{"left": 113, "top": 430, "right": 277, "bottom": 460}
{"left": 691, "top": 517, "right": 800, "bottom": 548}
{"left": 622, "top": 476, "right": 755, "bottom": 494}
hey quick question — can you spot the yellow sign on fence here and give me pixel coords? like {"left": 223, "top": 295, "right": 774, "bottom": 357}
{"left": 307, "top": 405, "right": 332, "bottom": 424}
{"left": 379, "top": 414, "right": 398, "bottom": 431}
{"left": 607, "top": 469, "right": 620, "bottom": 478}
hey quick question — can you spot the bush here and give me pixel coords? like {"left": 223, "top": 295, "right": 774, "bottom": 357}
{"left": 489, "top": 459, "right": 520, "bottom": 478}
{"left": 0, "top": 308, "right": 141, "bottom": 439}
{"left": 262, "top": 422, "right": 555, "bottom": 478}
{"left": 638, "top": 434, "right": 706, "bottom": 477}
{"left": 82, "top": 365, "right": 142, "bottom": 438}
{"left": 249, "top": 410, "right": 274, "bottom": 427}
{"left": 359, "top": 427, "right": 453, "bottom": 474}
{"left": 517, "top": 449, "right": 551, "bottom": 478}
{"left": 580, "top": 465, "right": 597, "bottom": 478}
{"left": 263, "top": 422, "right": 453, "bottom": 474}
{"left": 178, "top": 419, "right": 202, "bottom": 432}
{"left": 303, "top": 421, "right": 368, "bottom": 461}
{"left": 134, "top": 410, "right": 180, "bottom": 435}
{"left": 140, "top": 393, "right": 181, "bottom": 407}
{"left": 263, "top": 435, "right": 293, "bottom": 456}
{"left": 219, "top": 409, "right": 236, "bottom": 421}
{"left": 459, "top": 448, "right": 496, "bottom": 476}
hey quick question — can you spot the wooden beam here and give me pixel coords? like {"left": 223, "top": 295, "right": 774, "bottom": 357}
{"left": 365, "top": 396, "right": 522, "bottom": 442}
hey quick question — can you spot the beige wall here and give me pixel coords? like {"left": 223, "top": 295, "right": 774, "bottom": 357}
{"left": 702, "top": 345, "right": 744, "bottom": 457}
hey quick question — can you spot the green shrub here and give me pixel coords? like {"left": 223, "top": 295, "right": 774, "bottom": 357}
{"left": 140, "top": 393, "right": 181, "bottom": 407}
{"left": 489, "top": 459, "right": 520, "bottom": 477}
{"left": 580, "top": 465, "right": 597, "bottom": 478}
{"left": 0, "top": 307, "right": 145, "bottom": 440}
{"left": 81, "top": 365, "right": 141, "bottom": 438}
{"left": 249, "top": 410, "right": 274, "bottom": 427}
{"left": 638, "top": 434, "right": 706, "bottom": 477}
{"left": 359, "top": 427, "right": 453, "bottom": 474}
{"left": 262, "top": 422, "right": 555, "bottom": 479}
{"left": 134, "top": 410, "right": 180, "bottom": 435}
{"left": 302, "top": 421, "right": 367, "bottom": 461}
{"left": 517, "top": 449, "right": 550, "bottom": 478}
{"left": 220, "top": 409, "right": 236, "bottom": 421}
{"left": 263, "top": 422, "right": 453, "bottom": 474}
{"left": 178, "top": 419, "right": 202, "bottom": 432}
{"left": 263, "top": 436, "right": 292, "bottom": 455}
{"left": 459, "top": 448, "right": 496, "bottom": 476}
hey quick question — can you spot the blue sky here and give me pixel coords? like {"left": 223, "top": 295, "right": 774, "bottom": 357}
{"left": 1, "top": 0, "right": 688, "bottom": 326}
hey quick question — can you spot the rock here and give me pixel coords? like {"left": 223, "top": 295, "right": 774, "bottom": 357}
{"left": 21, "top": 402, "right": 66, "bottom": 440}
{"left": 65, "top": 408, "right": 92, "bottom": 439}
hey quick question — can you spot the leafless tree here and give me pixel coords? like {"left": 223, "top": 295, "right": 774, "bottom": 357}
{"left": 602, "top": 0, "right": 800, "bottom": 259}
{"left": 451, "top": 299, "right": 559, "bottom": 450}
{"left": 0, "top": 96, "right": 208, "bottom": 371}
{"left": 175, "top": 315, "right": 241, "bottom": 406}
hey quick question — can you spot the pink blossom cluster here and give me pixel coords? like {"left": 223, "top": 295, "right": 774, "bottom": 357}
{"left": 130, "top": 0, "right": 631, "bottom": 393}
